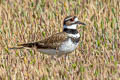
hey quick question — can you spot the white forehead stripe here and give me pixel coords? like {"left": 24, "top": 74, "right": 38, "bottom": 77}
{"left": 64, "top": 17, "right": 73, "bottom": 21}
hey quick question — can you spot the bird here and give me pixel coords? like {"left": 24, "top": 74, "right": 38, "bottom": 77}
{"left": 10, "top": 16, "right": 86, "bottom": 57}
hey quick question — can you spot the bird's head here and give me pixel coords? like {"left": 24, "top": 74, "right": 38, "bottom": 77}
{"left": 63, "top": 16, "right": 86, "bottom": 29}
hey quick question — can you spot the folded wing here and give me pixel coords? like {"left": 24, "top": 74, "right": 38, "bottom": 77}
{"left": 17, "top": 32, "right": 68, "bottom": 50}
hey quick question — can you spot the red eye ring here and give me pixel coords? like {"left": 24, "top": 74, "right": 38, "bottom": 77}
{"left": 70, "top": 18, "right": 74, "bottom": 21}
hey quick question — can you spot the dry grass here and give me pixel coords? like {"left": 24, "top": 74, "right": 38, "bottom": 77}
{"left": 0, "top": 0, "right": 120, "bottom": 80}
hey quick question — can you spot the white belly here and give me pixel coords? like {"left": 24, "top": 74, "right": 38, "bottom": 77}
{"left": 59, "top": 38, "right": 79, "bottom": 53}
{"left": 38, "top": 49, "right": 59, "bottom": 55}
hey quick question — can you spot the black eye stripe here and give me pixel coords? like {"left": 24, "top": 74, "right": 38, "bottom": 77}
{"left": 70, "top": 21, "right": 79, "bottom": 25}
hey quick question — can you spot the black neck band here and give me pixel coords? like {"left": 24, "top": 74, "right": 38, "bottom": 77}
{"left": 63, "top": 28, "right": 78, "bottom": 34}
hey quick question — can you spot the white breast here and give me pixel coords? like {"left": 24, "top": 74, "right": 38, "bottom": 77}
{"left": 59, "top": 38, "right": 79, "bottom": 53}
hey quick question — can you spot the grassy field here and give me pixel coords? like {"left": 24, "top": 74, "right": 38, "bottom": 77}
{"left": 0, "top": 0, "right": 120, "bottom": 80}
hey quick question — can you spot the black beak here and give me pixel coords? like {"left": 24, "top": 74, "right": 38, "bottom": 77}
{"left": 77, "top": 21, "right": 86, "bottom": 25}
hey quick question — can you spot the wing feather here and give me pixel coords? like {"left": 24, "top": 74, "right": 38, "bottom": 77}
{"left": 18, "top": 32, "right": 68, "bottom": 49}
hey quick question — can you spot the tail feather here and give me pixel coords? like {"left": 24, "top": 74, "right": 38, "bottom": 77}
{"left": 17, "top": 43, "right": 36, "bottom": 47}
{"left": 9, "top": 42, "right": 36, "bottom": 49}
{"left": 8, "top": 46, "right": 24, "bottom": 49}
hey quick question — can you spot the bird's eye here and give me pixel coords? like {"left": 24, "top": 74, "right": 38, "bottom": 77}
{"left": 70, "top": 18, "right": 74, "bottom": 21}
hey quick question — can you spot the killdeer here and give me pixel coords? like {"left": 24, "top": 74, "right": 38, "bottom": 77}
{"left": 10, "top": 16, "right": 85, "bottom": 57}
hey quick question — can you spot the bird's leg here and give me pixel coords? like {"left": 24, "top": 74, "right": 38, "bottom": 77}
{"left": 64, "top": 54, "right": 68, "bottom": 62}
{"left": 51, "top": 55, "right": 56, "bottom": 60}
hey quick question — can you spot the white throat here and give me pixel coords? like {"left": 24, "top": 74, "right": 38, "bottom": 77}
{"left": 64, "top": 24, "right": 77, "bottom": 29}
